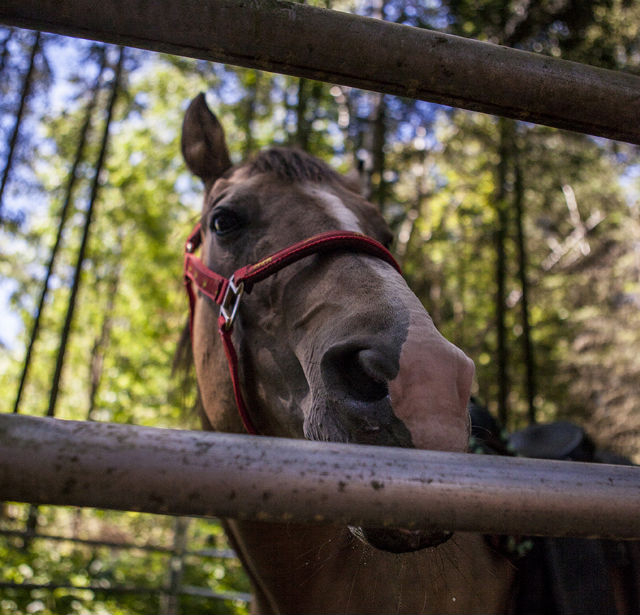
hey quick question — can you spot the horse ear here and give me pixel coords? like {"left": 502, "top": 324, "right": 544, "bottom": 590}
{"left": 181, "top": 93, "right": 232, "bottom": 188}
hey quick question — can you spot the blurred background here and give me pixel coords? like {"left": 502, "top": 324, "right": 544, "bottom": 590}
{"left": 1, "top": 0, "right": 639, "bottom": 612}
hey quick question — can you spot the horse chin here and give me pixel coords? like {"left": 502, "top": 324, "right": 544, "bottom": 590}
{"left": 348, "top": 525, "right": 453, "bottom": 554}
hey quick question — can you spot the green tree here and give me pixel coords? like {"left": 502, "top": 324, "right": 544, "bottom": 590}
{"left": 403, "top": 0, "right": 640, "bottom": 447}
{"left": 2, "top": 4, "right": 639, "bottom": 612}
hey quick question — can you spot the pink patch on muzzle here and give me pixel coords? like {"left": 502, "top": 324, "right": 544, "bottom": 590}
{"left": 388, "top": 305, "right": 475, "bottom": 452}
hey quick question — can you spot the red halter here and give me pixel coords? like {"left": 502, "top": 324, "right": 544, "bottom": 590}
{"left": 184, "top": 222, "right": 401, "bottom": 435}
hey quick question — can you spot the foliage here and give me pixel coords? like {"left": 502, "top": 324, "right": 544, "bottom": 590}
{"left": 0, "top": 0, "right": 639, "bottom": 611}
{"left": 0, "top": 504, "right": 249, "bottom": 615}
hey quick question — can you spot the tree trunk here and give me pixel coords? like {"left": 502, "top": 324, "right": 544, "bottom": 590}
{"left": 12, "top": 48, "right": 107, "bottom": 415}
{"left": 358, "top": 0, "right": 388, "bottom": 209}
{"left": 242, "top": 70, "right": 260, "bottom": 158}
{"left": 0, "top": 30, "right": 40, "bottom": 219}
{"left": 495, "top": 118, "right": 510, "bottom": 426}
{"left": 87, "top": 252, "right": 121, "bottom": 420}
{"left": 370, "top": 93, "right": 387, "bottom": 209}
{"left": 47, "top": 46, "right": 125, "bottom": 418}
{"left": 513, "top": 138, "right": 537, "bottom": 423}
{"left": 294, "top": 77, "right": 310, "bottom": 150}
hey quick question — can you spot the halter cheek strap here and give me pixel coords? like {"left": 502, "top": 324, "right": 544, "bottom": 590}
{"left": 184, "top": 222, "right": 401, "bottom": 435}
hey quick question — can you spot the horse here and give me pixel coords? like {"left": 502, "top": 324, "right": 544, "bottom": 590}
{"left": 178, "top": 93, "right": 636, "bottom": 614}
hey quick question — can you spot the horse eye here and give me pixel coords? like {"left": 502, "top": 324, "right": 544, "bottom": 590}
{"left": 210, "top": 209, "right": 241, "bottom": 236}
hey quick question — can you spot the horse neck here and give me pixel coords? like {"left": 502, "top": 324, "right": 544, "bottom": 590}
{"left": 224, "top": 520, "right": 516, "bottom": 614}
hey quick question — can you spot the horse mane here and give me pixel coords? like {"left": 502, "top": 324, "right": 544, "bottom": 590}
{"left": 172, "top": 322, "right": 207, "bottom": 427}
{"left": 244, "top": 147, "right": 344, "bottom": 185}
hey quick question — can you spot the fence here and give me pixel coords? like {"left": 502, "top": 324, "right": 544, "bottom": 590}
{"left": 0, "top": 521, "right": 250, "bottom": 606}
{"left": 2, "top": 414, "right": 639, "bottom": 539}
{"left": 0, "top": 0, "right": 639, "bottom": 608}
{"left": 1, "top": 0, "right": 639, "bottom": 145}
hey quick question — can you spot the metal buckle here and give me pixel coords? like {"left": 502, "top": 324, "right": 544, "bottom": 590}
{"left": 220, "top": 276, "right": 244, "bottom": 331}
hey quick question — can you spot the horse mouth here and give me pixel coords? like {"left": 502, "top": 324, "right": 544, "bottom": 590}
{"left": 349, "top": 525, "right": 453, "bottom": 554}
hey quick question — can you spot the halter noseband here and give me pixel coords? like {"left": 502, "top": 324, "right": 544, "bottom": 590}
{"left": 184, "top": 222, "right": 401, "bottom": 435}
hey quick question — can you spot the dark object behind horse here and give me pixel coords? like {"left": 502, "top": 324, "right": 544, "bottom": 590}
{"left": 469, "top": 399, "right": 640, "bottom": 615}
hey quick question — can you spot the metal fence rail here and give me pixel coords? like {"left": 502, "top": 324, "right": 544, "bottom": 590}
{"left": 0, "top": 521, "right": 249, "bottom": 605}
{"left": 1, "top": 0, "right": 639, "bottom": 144}
{"left": 1, "top": 3, "right": 638, "bottom": 611}
{"left": 0, "top": 528, "right": 236, "bottom": 558}
{"left": 2, "top": 414, "right": 639, "bottom": 540}
{"left": 0, "top": 581, "right": 251, "bottom": 602}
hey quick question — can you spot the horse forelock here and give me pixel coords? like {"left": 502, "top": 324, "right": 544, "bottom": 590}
{"left": 243, "top": 147, "right": 345, "bottom": 187}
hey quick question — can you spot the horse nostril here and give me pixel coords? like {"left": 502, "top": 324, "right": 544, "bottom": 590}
{"left": 323, "top": 345, "right": 391, "bottom": 404}
{"left": 316, "top": 342, "right": 412, "bottom": 447}
{"left": 342, "top": 349, "right": 391, "bottom": 403}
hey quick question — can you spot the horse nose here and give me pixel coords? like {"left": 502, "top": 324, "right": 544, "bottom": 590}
{"left": 321, "top": 343, "right": 393, "bottom": 405}
{"left": 319, "top": 342, "right": 412, "bottom": 445}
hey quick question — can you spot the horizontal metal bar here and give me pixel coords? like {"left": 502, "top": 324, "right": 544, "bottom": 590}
{"left": 189, "top": 547, "right": 237, "bottom": 559}
{"left": 0, "top": 528, "right": 237, "bottom": 559}
{"left": 0, "top": 580, "right": 251, "bottom": 602}
{"left": 0, "top": 581, "right": 166, "bottom": 596}
{"left": 181, "top": 585, "right": 252, "bottom": 602}
{"left": 1, "top": 414, "right": 639, "bottom": 539}
{"left": 1, "top": 0, "right": 639, "bottom": 144}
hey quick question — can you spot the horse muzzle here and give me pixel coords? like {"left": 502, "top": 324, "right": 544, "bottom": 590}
{"left": 304, "top": 338, "right": 457, "bottom": 554}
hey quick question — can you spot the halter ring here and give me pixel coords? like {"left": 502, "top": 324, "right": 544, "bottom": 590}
{"left": 219, "top": 276, "right": 244, "bottom": 331}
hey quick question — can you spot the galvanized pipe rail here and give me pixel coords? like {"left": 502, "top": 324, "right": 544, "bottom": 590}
{"left": 2, "top": 414, "right": 639, "bottom": 540}
{"left": 0, "top": 528, "right": 237, "bottom": 559}
{"left": 0, "top": 581, "right": 251, "bottom": 603}
{"left": 1, "top": 0, "right": 639, "bottom": 144}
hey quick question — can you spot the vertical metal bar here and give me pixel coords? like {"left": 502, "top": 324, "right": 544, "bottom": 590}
{"left": 161, "top": 518, "right": 189, "bottom": 615}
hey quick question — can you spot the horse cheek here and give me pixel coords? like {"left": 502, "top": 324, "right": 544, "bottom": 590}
{"left": 388, "top": 306, "right": 474, "bottom": 452}
{"left": 192, "top": 299, "right": 245, "bottom": 433}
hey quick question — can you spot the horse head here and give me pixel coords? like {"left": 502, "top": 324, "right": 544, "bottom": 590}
{"left": 181, "top": 93, "right": 475, "bottom": 553}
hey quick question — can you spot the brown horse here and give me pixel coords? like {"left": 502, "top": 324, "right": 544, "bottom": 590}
{"left": 179, "top": 93, "right": 515, "bottom": 614}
